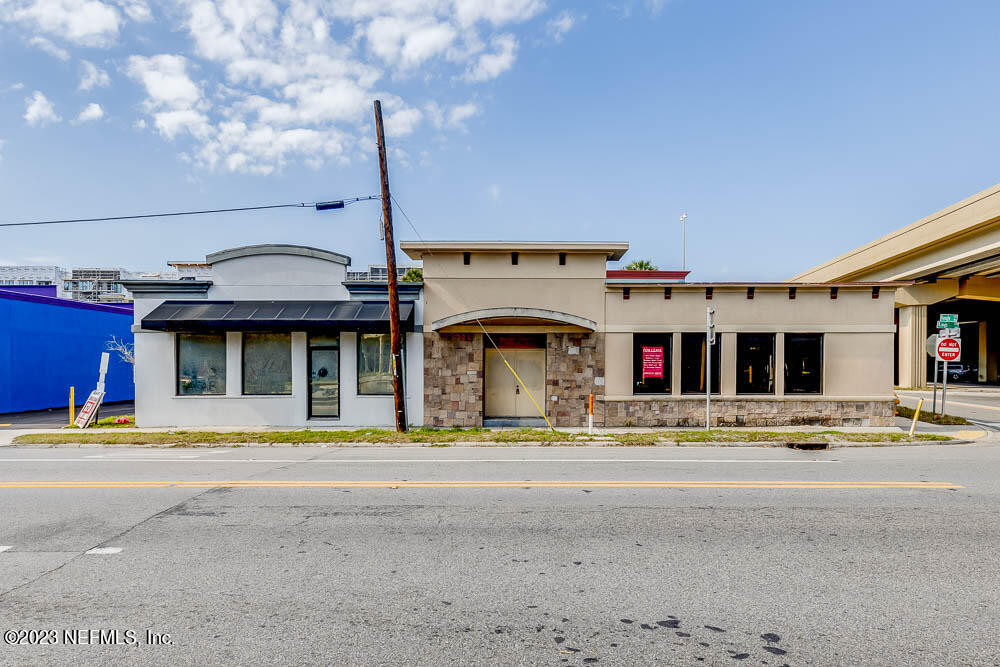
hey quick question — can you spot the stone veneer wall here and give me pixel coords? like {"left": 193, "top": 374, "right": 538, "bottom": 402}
{"left": 601, "top": 398, "right": 895, "bottom": 428}
{"left": 546, "top": 333, "right": 605, "bottom": 428}
{"left": 423, "top": 332, "right": 483, "bottom": 427}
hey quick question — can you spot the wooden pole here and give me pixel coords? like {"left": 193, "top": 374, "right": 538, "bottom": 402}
{"left": 373, "top": 99, "right": 407, "bottom": 432}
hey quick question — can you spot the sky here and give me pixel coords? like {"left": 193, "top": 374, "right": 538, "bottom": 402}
{"left": 1, "top": 0, "right": 999, "bottom": 280}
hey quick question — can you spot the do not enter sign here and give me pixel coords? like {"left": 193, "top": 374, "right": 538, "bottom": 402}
{"left": 936, "top": 337, "right": 961, "bottom": 362}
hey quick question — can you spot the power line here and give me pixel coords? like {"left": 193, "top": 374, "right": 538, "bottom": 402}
{"left": 0, "top": 195, "right": 380, "bottom": 228}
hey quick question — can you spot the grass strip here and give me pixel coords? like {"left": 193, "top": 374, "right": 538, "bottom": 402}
{"left": 895, "top": 405, "right": 970, "bottom": 426}
{"left": 12, "top": 427, "right": 951, "bottom": 446}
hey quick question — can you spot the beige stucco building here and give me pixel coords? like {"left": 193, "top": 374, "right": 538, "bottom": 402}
{"left": 793, "top": 182, "right": 1000, "bottom": 388}
{"left": 402, "top": 241, "right": 899, "bottom": 428}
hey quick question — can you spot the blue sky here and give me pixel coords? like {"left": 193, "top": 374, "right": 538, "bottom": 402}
{"left": 1, "top": 0, "right": 999, "bottom": 280}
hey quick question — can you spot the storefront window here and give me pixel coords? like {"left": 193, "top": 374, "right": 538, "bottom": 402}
{"left": 681, "top": 332, "right": 720, "bottom": 394}
{"left": 785, "top": 334, "right": 823, "bottom": 394}
{"left": 358, "top": 332, "right": 397, "bottom": 395}
{"left": 633, "top": 333, "right": 671, "bottom": 394}
{"left": 243, "top": 333, "right": 292, "bottom": 395}
{"left": 736, "top": 333, "right": 775, "bottom": 394}
{"left": 177, "top": 333, "right": 226, "bottom": 395}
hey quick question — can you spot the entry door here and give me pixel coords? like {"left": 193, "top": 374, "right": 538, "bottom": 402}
{"left": 309, "top": 348, "right": 340, "bottom": 418}
{"left": 513, "top": 349, "right": 545, "bottom": 417}
{"left": 485, "top": 348, "right": 546, "bottom": 418}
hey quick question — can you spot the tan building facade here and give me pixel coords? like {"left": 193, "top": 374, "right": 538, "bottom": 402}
{"left": 793, "top": 182, "right": 1000, "bottom": 388}
{"left": 403, "top": 241, "right": 899, "bottom": 428}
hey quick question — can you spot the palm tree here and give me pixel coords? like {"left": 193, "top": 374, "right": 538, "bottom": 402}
{"left": 624, "top": 259, "right": 657, "bottom": 271}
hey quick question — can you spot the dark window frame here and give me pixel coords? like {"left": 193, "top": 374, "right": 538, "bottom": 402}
{"left": 241, "top": 332, "right": 293, "bottom": 396}
{"left": 308, "top": 333, "right": 341, "bottom": 420}
{"left": 736, "top": 333, "right": 776, "bottom": 395}
{"left": 784, "top": 333, "right": 824, "bottom": 395}
{"left": 680, "top": 332, "right": 721, "bottom": 395}
{"left": 356, "top": 330, "right": 405, "bottom": 397}
{"left": 175, "top": 332, "right": 227, "bottom": 396}
{"left": 632, "top": 333, "right": 672, "bottom": 395}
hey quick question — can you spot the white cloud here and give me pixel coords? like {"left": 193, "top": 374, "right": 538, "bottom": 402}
{"left": 384, "top": 107, "right": 423, "bottom": 138}
{"left": 453, "top": 0, "right": 546, "bottom": 27}
{"left": 465, "top": 33, "right": 518, "bottom": 81}
{"left": 648, "top": 0, "right": 668, "bottom": 14}
{"left": 114, "top": 0, "right": 151, "bottom": 22}
{"left": 79, "top": 60, "right": 111, "bottom": 90}
{"left": 489, "top": 183, "right": 500, "bottom": 200}
{"left": 546, "top": 10, "right": 581, "bottom": 42}
{"left": 0, "top": 138, "right": 5, "bottom": 162}
{"left": 23, "top": 90, "right": 61, "bottom": 126}
{"left": 75, "top": 102, "right": 104, "bottom": 122}
{"left": 8, "top": 0, "right": 122, "bottom": 47}
{"left": 10, "top": 82, "right": 25, "bottom": 90}
{"left": 447, "top": 102, "right": 480, "bottom": 128}
{"left": 126, "top": 54, "right": 204, "bottom": 111}
{"left": 28, "top": 35, "right": 70, "bottom": 60}
{"left": 4, "top": 0, "right": 570, "bottom": 172}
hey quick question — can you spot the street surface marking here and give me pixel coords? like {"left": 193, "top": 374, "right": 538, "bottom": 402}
{"left": 0, "top": 458, "right": 841, "bottom": 464}
{"left": 84, "top": 547, "right": 122, "bottom": 555}
{"left": 0, "top": 546, "right": 11, "bottom": 553}
{"left": 954, "top": 430, "right": 986, "bottom": 439}
{"left": 0, "top": 480, "right": 963, "bottom": 489}
{"left": 0, "top": 424, "right": 11, "bottom": 427}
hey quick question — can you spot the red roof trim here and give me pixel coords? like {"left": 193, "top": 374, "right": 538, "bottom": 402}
{"left": 606, "top": 270, "right": 690, "bottom": 280}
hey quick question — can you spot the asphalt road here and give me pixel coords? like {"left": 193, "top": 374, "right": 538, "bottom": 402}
{"left": 0, "top": 444, "right": 998, "bottom": 666}
{"left": 896, "top": 388, "right": 1000, "bottom": 424}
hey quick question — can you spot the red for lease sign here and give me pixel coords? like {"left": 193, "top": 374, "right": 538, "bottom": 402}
{"left": 641, "top": 346, "right": 664, "bottom": 379}
{"left": 936, "top": 337, "right": 961, "bottom": 362}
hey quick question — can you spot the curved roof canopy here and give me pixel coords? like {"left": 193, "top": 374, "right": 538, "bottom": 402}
{"left": 206, "top": 244, "right": 351, "bottom": 266}
{"left": 431, "top": 307, "right": 597, "bottom": 332}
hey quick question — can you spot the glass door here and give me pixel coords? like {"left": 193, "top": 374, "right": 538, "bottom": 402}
{"left": 309, "top": 337, "right": 340, "bottom": 418}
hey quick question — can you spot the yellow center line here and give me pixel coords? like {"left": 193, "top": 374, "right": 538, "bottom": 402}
{"left": 0, "top": 480, "right": 964, "bottom": 489}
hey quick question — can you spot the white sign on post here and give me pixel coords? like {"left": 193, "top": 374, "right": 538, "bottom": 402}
{"left": 75, "top": 352, "right": 111, "bottom": 429}
{"left": 74, "top": 390, "right": 105, "bottom": 428}
{"left": 936, "top": 337, "right": 961, "bottom": 363}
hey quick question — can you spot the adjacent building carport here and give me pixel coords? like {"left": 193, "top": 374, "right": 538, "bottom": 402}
{"left": 792, "top": 183, "right": 1000, "bottom": 387}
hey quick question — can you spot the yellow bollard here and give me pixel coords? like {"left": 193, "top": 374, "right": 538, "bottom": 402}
{"left": 69, "top": 386, "right": 75, "bottom": 426}
{"left": 908, "top": 398, "right": 923, "bottom": 437}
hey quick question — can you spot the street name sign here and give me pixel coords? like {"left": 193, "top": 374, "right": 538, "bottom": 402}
{"left": 936, "top": 314, "right": 958, "bottom": 328}
{"left": 936, "top": 337, "right": 961, "bottom": 363}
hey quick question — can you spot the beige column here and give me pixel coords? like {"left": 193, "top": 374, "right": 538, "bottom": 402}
{"left": 774, "top": 333, "right": 785, "bottom": 396}
{"left": 897, "top": 305, "right": 927, "bottom": 388}
{"left": 721, "top": 332, "right": 737, "bottom": 395}
{"left": 671, "top": 333, "right": 682, "bottom": 395}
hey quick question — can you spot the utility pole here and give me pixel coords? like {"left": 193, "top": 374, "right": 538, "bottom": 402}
{"left": 373, "top": 99, "right": 407, "bottom": 432}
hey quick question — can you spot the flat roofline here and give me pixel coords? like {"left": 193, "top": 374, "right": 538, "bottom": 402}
{"left": 606, "top": 281, "right": 912, "bottom": 288}
{"left": 400, "top": 241, "right": 629, "bottom": 261}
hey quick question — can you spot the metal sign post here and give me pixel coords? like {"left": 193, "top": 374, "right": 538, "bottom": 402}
{"left": 706, "top": 306, "right": 715, "bottom": 430}
{"left": 932, "top": 360, "right": 939, "bottom": 417}
{"left": 935, "top": 336, "right": 961, "bottom": 418}
{"left": 942, "top": 360, "right": 949, "bottom": 416}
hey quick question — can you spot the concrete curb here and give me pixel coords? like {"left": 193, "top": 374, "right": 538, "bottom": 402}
{"left": 0, "top": 439, "right": 981, "bottom": 449}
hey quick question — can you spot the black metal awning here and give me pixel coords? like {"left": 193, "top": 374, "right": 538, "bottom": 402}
{"left": 141, "top": 300, "right": 415, "bottom": 332}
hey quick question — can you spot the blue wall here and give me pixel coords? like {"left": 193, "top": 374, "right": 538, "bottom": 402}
{"left": 0, "top": 293, "right": 134, "bottom": 414}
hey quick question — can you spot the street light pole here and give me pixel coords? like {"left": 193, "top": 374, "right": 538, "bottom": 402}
{"left": 680, "top": 212, "right": 688, "bottom": 271}
{"left": 373, "top": 99, "right": 407, "bottom": 433}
